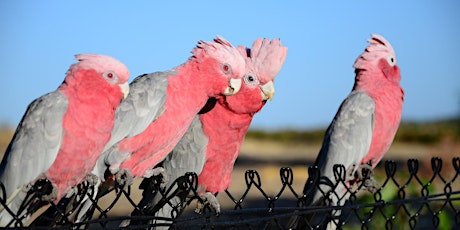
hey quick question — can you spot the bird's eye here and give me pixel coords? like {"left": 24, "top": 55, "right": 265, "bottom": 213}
{"left": 387, "top": 56, "right": 396, "bottom": 66}
{"left": 221, "top": 63, "right": 232, "bottom": 75}
{"left": 244, "top": 73, "right": 259, "bottom": 86}
{"left": 103, "top": 71, "right": 118, "bottom": 83}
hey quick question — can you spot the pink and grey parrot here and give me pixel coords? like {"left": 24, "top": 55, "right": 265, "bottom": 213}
{"left": 95, "top": 36, "right": 245, "bottom": 183}
{"left": 53, "top": 36, "right": 245, "bottom": 226}
{"left": 288, "top": 34, "right": 404, "bottom": 229}
{"left": 196, "top": 38, "right": 287, "bottom": 199}
{"left": 62, "top": 36, "right": 245, "bottom": 225}
{"left": 0, "top": 54, "right": 130, "bottom": 227}
{"left": 123, "top": 38, "right": 287, "bottom": 228}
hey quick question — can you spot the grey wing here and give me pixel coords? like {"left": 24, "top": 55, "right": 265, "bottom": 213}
{"left": 163, "top": 115, "right": 208, "bottom": 186}
{"left": 95, "top": 72, "right": 170, "bottom": 176}
{"left": 122, "top": 116, "right": 208, "bottom": 227}
{"left": 315, "top": 90, "right": 375, "bottom": 184}
{"left": 102, "top": 71, "right": 171, "bottom": 153}
{"left": 147, "top": 115, "right": 208, "bottom": 224}
{"left": 0, "top": 91, "right": 68, "bottom": 198}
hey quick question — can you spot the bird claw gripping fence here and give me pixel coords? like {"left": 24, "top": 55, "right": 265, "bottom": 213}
{"left": 0, "top": 157, "right": 459, "bottom": 229}
{"left": 0, "top": 179, "right": 56, "bottom": 227}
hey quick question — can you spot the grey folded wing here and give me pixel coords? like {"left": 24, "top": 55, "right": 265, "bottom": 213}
{"left": 0, "top": 91, "right": 67, "bottom": 198}
{"left": 315, "top": 90, "right": 375, "bottom": 189}
{"left": 100, "top": 71, "right": 170, "bottom": 169}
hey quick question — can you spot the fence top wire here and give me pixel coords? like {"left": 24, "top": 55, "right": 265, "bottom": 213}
{"left": 0, "top": 157, "right": 459, "bottom": 229}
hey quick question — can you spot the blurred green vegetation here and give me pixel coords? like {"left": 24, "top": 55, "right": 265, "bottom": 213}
{"left": 0, "top": 117, "right": 458, "bottom": 153}
{"left": 395, "top": 117, "right": 460, "bottom": 144}
{"left": 246, "top": 117, "right": 460, "bottom": 145}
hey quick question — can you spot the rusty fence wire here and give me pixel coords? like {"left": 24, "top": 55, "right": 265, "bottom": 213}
{"left": 0, "top": 157, "right": 459, "bottom": 229}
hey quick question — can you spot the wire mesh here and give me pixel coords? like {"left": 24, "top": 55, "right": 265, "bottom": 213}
{"left": 0, "top": 157, "right": 459, "bottom": 229}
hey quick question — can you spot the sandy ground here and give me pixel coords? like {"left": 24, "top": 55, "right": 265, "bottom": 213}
{"left": 239, "top": 138, "right": 459, "bottom": 162}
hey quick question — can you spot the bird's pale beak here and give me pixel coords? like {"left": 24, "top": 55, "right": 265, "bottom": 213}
{"left": 223, "top": 78, "right": 242, "bottom": 96}
{"left": 120, "top": 82, "right": 130, "bottom": 99}
{"left": 260, "top": 81, "right": 275, "bottom": 101}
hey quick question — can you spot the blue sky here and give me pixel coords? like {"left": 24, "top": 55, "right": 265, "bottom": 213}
{"left": 1, "top": 1, "right": 459, "bottom": 129}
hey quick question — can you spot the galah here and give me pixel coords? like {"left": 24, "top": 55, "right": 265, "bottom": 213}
{"left": 0, "top": 54, "right": 130, "bottom": 227}
{"left": 124, "top": 38, "right": 287, "bottom": 228}
{"left": 96, "top": 36, "right": 245, "bottom": 183}
{"left": 288, "top": 34, "right": 404, "bottom": 229}
{"left": 51, "top": 36, "right": 245, "bottom": 226}
{"left": 196, "top": 38, "right": 287, "bottom": 198}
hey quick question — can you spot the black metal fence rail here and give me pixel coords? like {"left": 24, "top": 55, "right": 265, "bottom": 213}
{"left": 0, "top": 157, "right": 459, "bottom": 229}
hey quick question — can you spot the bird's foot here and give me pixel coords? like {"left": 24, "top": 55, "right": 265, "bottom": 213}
{"left": 195, "top": 192, "right": 220, "bottom": 214}
{"left": 33, "top": 179, "right": 58, "bottom": 202}
{"left": 363, "top": 177, "right": 379, "bottom": 193}
{"left": 144, "top": 167, "right": 168, "bottom": 187}
{"left": 115, "top": 168, "right": 134, "bottom": 189}
{"left": 345, "top": 163, "right": 358, "bottom": 182}
{"left": 356, "top": 163, "right": 379, "bottom": 193}
{"left": 355, "top": 163, "right": 374, "bottom": 179}
{"left": 85, "top": 173, "right": 100, "bottom": 187}
{"left": 79, "top": 173, "right": 101, "bottom": 199}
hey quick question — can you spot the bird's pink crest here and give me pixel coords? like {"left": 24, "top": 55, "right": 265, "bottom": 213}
{"left": 70, "top": 53, "right": 130, "bottom": 84}
{"left": 249, "top": 38, "right": 288, "bottom": 83}
{"left": 236, "top": 45, "right": 250, "bottom": 59}
{"left": 191, "top": 35, "right": 246, "bottom": 79}
{"left": 236, "top": 38, "right": 288, "bottom": 83}
{"left": 353, "top": 34, "right": 397, "bottom": 70}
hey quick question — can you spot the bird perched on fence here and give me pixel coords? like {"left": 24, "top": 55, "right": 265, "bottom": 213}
{"left": 49, "top": 36, "right": 245, "bottom": 226}
{"left": 122, "top": 38, "right": 287, "bottom": 228}
{"left": 288, "top": 34, "right": 404, "bottom": 229}
{"left": 196, "top": 38, "right": 287, "bottom": 205}
{"left": 94, "top": 35, "right": 245, "bottom": 184}
{"left": 0, "top": 54, "right": 130, "bottom": 227}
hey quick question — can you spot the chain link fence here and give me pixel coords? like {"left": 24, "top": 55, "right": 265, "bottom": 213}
{"left": 1, "top": 157, "right": 459, "bottom": 229}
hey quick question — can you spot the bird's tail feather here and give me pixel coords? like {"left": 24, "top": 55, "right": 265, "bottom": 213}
{"left": 0, "top": 189, "right": 30, "bottom": 227}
